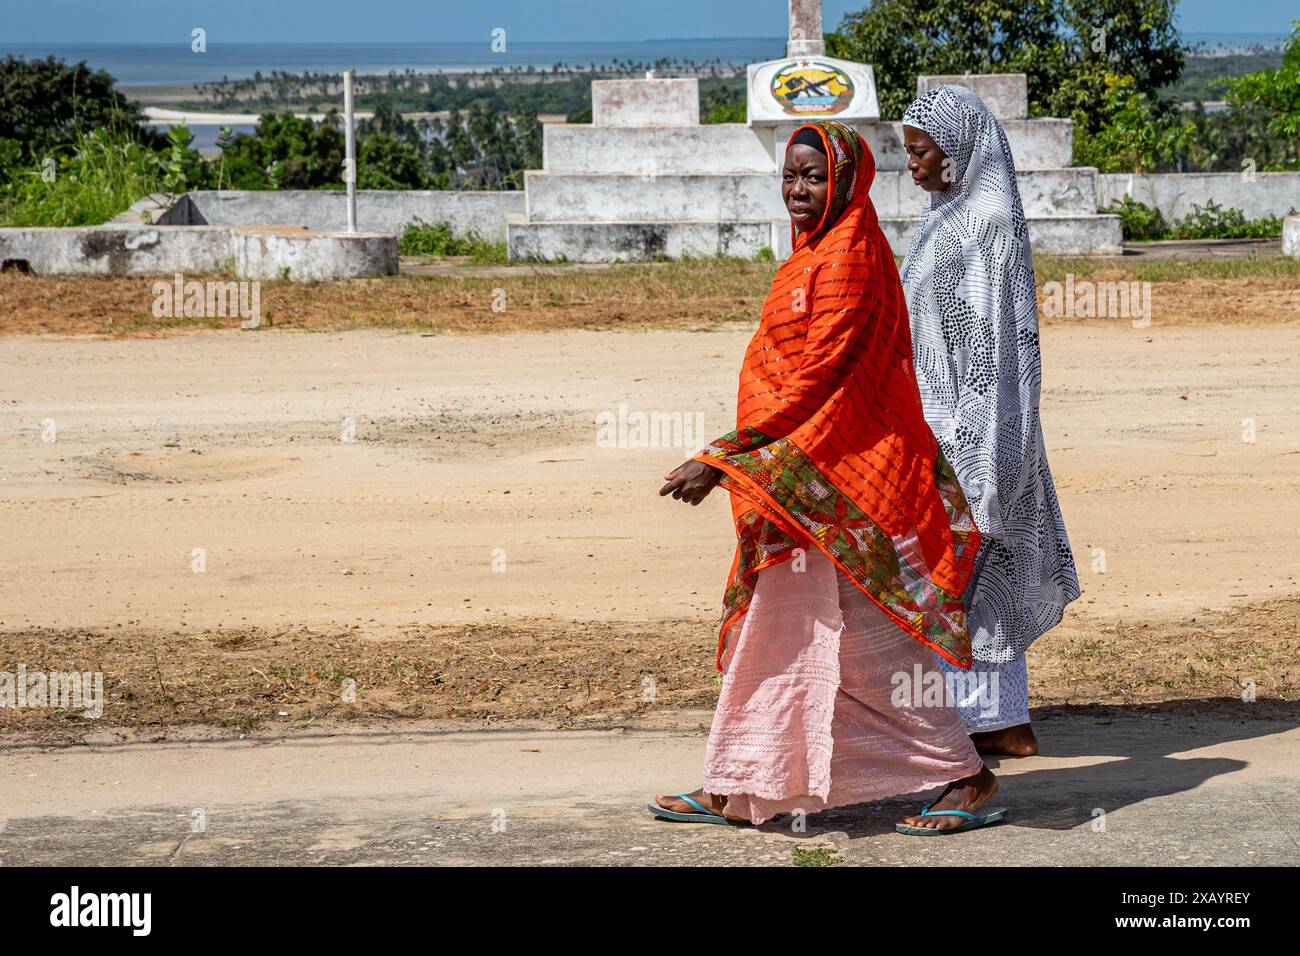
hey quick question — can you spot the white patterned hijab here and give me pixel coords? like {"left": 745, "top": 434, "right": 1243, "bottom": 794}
{"left": 898, "top": 85, "right": 1080, "bottom": 662}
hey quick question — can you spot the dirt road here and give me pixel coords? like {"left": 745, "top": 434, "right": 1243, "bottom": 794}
{"left": 2, "top": 313, "right": 1299, "bottom": 863}
{"left": 1, "top": 320, "right": 1298, "bottom": 733}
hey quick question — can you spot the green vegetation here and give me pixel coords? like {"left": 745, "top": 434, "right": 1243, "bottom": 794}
{"left": 0, "top": 55, "right": 208, "bottom": 224}
{"left": 1165, "top": 201, "right": 1288, "bottom": 240}
{"left": 0, "top": 54, "right": 164, "bottom": 167}
{"left": 182, "top": 61, "right": 746, "bottom": 116}
{"left": 1033, "top": 254, "right": 1300, "bottom": 284}
{"left": 397, "top": 219, "right": 507, "bottom": 262}
{"left": 1, "top": 16, "right": 1296, "bottom": 222}
{"left": 827, "top": 0, "right": 1182, "bottom": 125}
{"left": 1223, "top": 22, "right": 1300, "bottom": 170}
{"left": 1102, "top": 196, "right": 1289, "bottom": 241}
{"left": 1162, "top": 50, "right": 1284, "bottom": 103}
{"left": 701, "top": 82, "right": 747, "bottom": 124}
{"left": 827, "top": 3, "right": 1297, "bottom": 175}
{"left": 1073, "top": 74, "right": 1194, "bottom": 172}
{"left": 0, "top": 53, "right": 548, "bottom": 220}
{"left": 1101, "top": 196, "right": 1168, "bottom": 241}
{"left": 792, "top": 846, "right": 840, "bottom": 867}
{"left": 0, "top": 124, "right": 201, "bottom": 227}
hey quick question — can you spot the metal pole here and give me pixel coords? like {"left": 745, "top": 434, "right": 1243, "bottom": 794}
{"left": 343, "top": 69, "right": 357, "bottom": 232}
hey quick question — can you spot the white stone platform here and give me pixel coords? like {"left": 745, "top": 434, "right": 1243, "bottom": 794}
{"left": 0, "top": 224, "right": 398, "bottom": 280}
{"left": 507, "top": 72, "right": 1123, "bottom": 261}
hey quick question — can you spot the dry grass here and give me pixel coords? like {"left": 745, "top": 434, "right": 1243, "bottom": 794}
{"left": 1030, "top": 599, "right": 1300, "bottom": 708}
{"left": 2, "top": 599, "right": 1295, "bottom": 742}
{"left": 0, "top": 260, "right": 777, "bottom": 336}
{"left": 1, "top": 256, "right": 1298, "bottom": 337}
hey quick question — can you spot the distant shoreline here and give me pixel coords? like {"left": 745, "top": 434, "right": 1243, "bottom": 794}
{"left": 6, "top": 33, "right": 1286, "bottom": 88}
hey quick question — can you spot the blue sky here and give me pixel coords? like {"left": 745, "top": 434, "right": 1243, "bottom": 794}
{"left": 1, "top": 0, "right": 1294, "bottom": 43}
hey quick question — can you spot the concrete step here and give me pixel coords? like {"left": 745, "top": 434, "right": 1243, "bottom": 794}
{"left": 543, "top": 119, "right": 1075, "bottom": 175}
{"left": 866, "top": 119, "right": 1074, "bottom": 172}
{"left": 917, "top": 74, "right": 1028, "bottom": 120}
{"left": 524, "top": 171, "right": 788, "bottom": 223}
{"left": 881, "top": 215, "right": 1123, "bottom": 257}
{"left": 506, "top": 216, "right": 775, "bottom": 262}
{"left": 507, "top": 214, "right": 1120, "bottom": 262}
{"left": 760, "top": 120, "right": 1074, "bottom": 172}
{"left": 524, "top": 167, "right": 1100, "bottom": 223}
{"left": 871, "top": 168, "right": 1100, "bottom": 218}
{"left": 543, "top": 124, "right": 777, "bottom": 174}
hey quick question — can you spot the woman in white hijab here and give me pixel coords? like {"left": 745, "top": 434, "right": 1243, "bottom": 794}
{"left": 899, "top": 85, "right": 1080, "bottom": 757}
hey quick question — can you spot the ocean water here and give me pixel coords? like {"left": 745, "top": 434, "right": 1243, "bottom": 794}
{"left": 1181, "top": 31, "right": 1289, "bottom": 51}
{"left": 146, "top": 124, "right": 257, "bottom": 149}
{"left": 5, "top": 33, "right": 1284, "bottom": 89}
{"left": 2, "top": 39, "right": 787, "bottom": 86}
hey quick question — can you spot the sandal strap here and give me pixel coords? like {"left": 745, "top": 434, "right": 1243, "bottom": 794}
{"left": 676, "top": 793, "right": 723, "bottom": 817}
{"left": 919, "top": 805, "right": 977, "bottom": 820}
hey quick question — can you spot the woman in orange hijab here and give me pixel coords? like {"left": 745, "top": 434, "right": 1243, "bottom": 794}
{"left": 649, "top": 121, "right": 1005, "bottom": 834}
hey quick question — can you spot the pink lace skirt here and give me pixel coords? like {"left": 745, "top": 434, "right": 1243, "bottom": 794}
{"left": 703, "top": 548, "right": 984, "bottom": 825}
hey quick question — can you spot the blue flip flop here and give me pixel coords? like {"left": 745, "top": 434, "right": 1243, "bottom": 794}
{"left": 894, "top": 804, "right": 1008, "bottom": 836}
{"left": 647, "top": 793, "right": 748, "bottom": 826}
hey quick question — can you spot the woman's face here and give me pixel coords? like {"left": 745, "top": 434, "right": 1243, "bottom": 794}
{"left": 782, "top": 143, "right": 829, "bottom": 234}
{"left": 902, "top": 125, "right": 950, "bottom": 192}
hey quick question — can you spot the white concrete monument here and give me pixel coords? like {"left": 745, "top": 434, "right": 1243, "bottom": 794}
{"left": 505, "top": 0, "right": 1122, "bottom": 262}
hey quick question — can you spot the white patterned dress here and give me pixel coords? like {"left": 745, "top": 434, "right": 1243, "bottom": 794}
{"left": 899, "top": 86, "right": 1081, "bottom": 731}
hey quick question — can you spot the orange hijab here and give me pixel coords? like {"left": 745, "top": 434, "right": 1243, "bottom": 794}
{"left": 693, "top": 120, "right": 981, "bottom": 669}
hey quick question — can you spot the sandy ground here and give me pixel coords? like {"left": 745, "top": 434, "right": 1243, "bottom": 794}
{"left": 0, "top": 316, "right": 1298, "bottom": 739}
{"left": 2, "top": 306, "right": 1299, "bottom": 866}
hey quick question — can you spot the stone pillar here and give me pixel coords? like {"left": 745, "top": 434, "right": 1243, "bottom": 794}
{"left": 787, "top": 0, "right": 824, "bottom": 57}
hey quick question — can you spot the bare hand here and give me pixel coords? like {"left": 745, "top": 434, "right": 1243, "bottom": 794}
{"left": 659, "top": 459, "right": 722, "bottom": 506}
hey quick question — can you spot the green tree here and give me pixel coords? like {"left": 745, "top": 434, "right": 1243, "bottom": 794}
{"left": 0, "top": 55, "right": 164, "bottom": 163}
{"left": 1223, "top": 20, "right": 1300, "bottom": 168}
{"left": 826, "top": 0, "right": 1182, "bottom": 125}
{"left": 358, "top": 133, "right": 427, "bottom": 188}
{"left": 215, "top": 113, "right": 346, "bottom": 189}
{"left": 1072, "top": 74, "right": 1194, "bottom": 171}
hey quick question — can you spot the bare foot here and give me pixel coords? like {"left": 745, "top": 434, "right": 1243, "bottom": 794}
{"left": 897, "top": 765, "right": 998, "bottom": 832}
{"left": 971, "top": 722, "right": 1039, "bottom": 757}
{"left": 654, "top": 788, "right": 749, "bottom": 822}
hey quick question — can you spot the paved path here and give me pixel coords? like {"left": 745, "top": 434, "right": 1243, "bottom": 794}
{"left": 2, "top": 706, "right": 1297, "bottom": 866}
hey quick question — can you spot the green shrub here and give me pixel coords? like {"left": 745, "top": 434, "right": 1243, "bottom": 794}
{"left": 0, "top": 125, "right": 170, "bottom": 226}
{"left": 1167, "top": 201, "right": 1286, "bottom": 240}
{"left": 1102, "top": 196, "right": 1287, "bottom": 241}
{"left": 702, "top": 102, "right": 746, "bottom": 124}
{"left": 1102, "top": 196, "right": 1168, "bottom": 241}
{"left": 397, "top": 218, "right": 507, "bottom": 262}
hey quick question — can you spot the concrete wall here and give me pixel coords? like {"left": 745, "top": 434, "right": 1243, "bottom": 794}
{"left": 508, "top": 219, "right": 773, "bottom": 262}
{"left": 1285, "top": 216, "right": 1300, "bottom": 258}
{"left": 522, "top": 167, "right": 1102, "bottom": 222}
{"left": 1098, "top": 173, "right": 1300, "bottom": 222}
{"left": 881, "top": 215, "right": 1122, "bottom": 257}
{"left": 169, "top": 190, "right": 525, "bottom": 242}
{"left": 592, "top": 78, "right": 699, "bottom": 127}
{"left": 917, "top": 74, "right": 1029, "bottom": 120}
{"left": 542, "top": 120, "right": 1073, "bottom": 175}
{"left": 0, "top": 225, "right": 397, "bottom": 280}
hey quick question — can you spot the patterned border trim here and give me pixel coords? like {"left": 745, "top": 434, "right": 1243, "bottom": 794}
{"left": 696, "top": 430, "right": 977, "bottom": 670}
